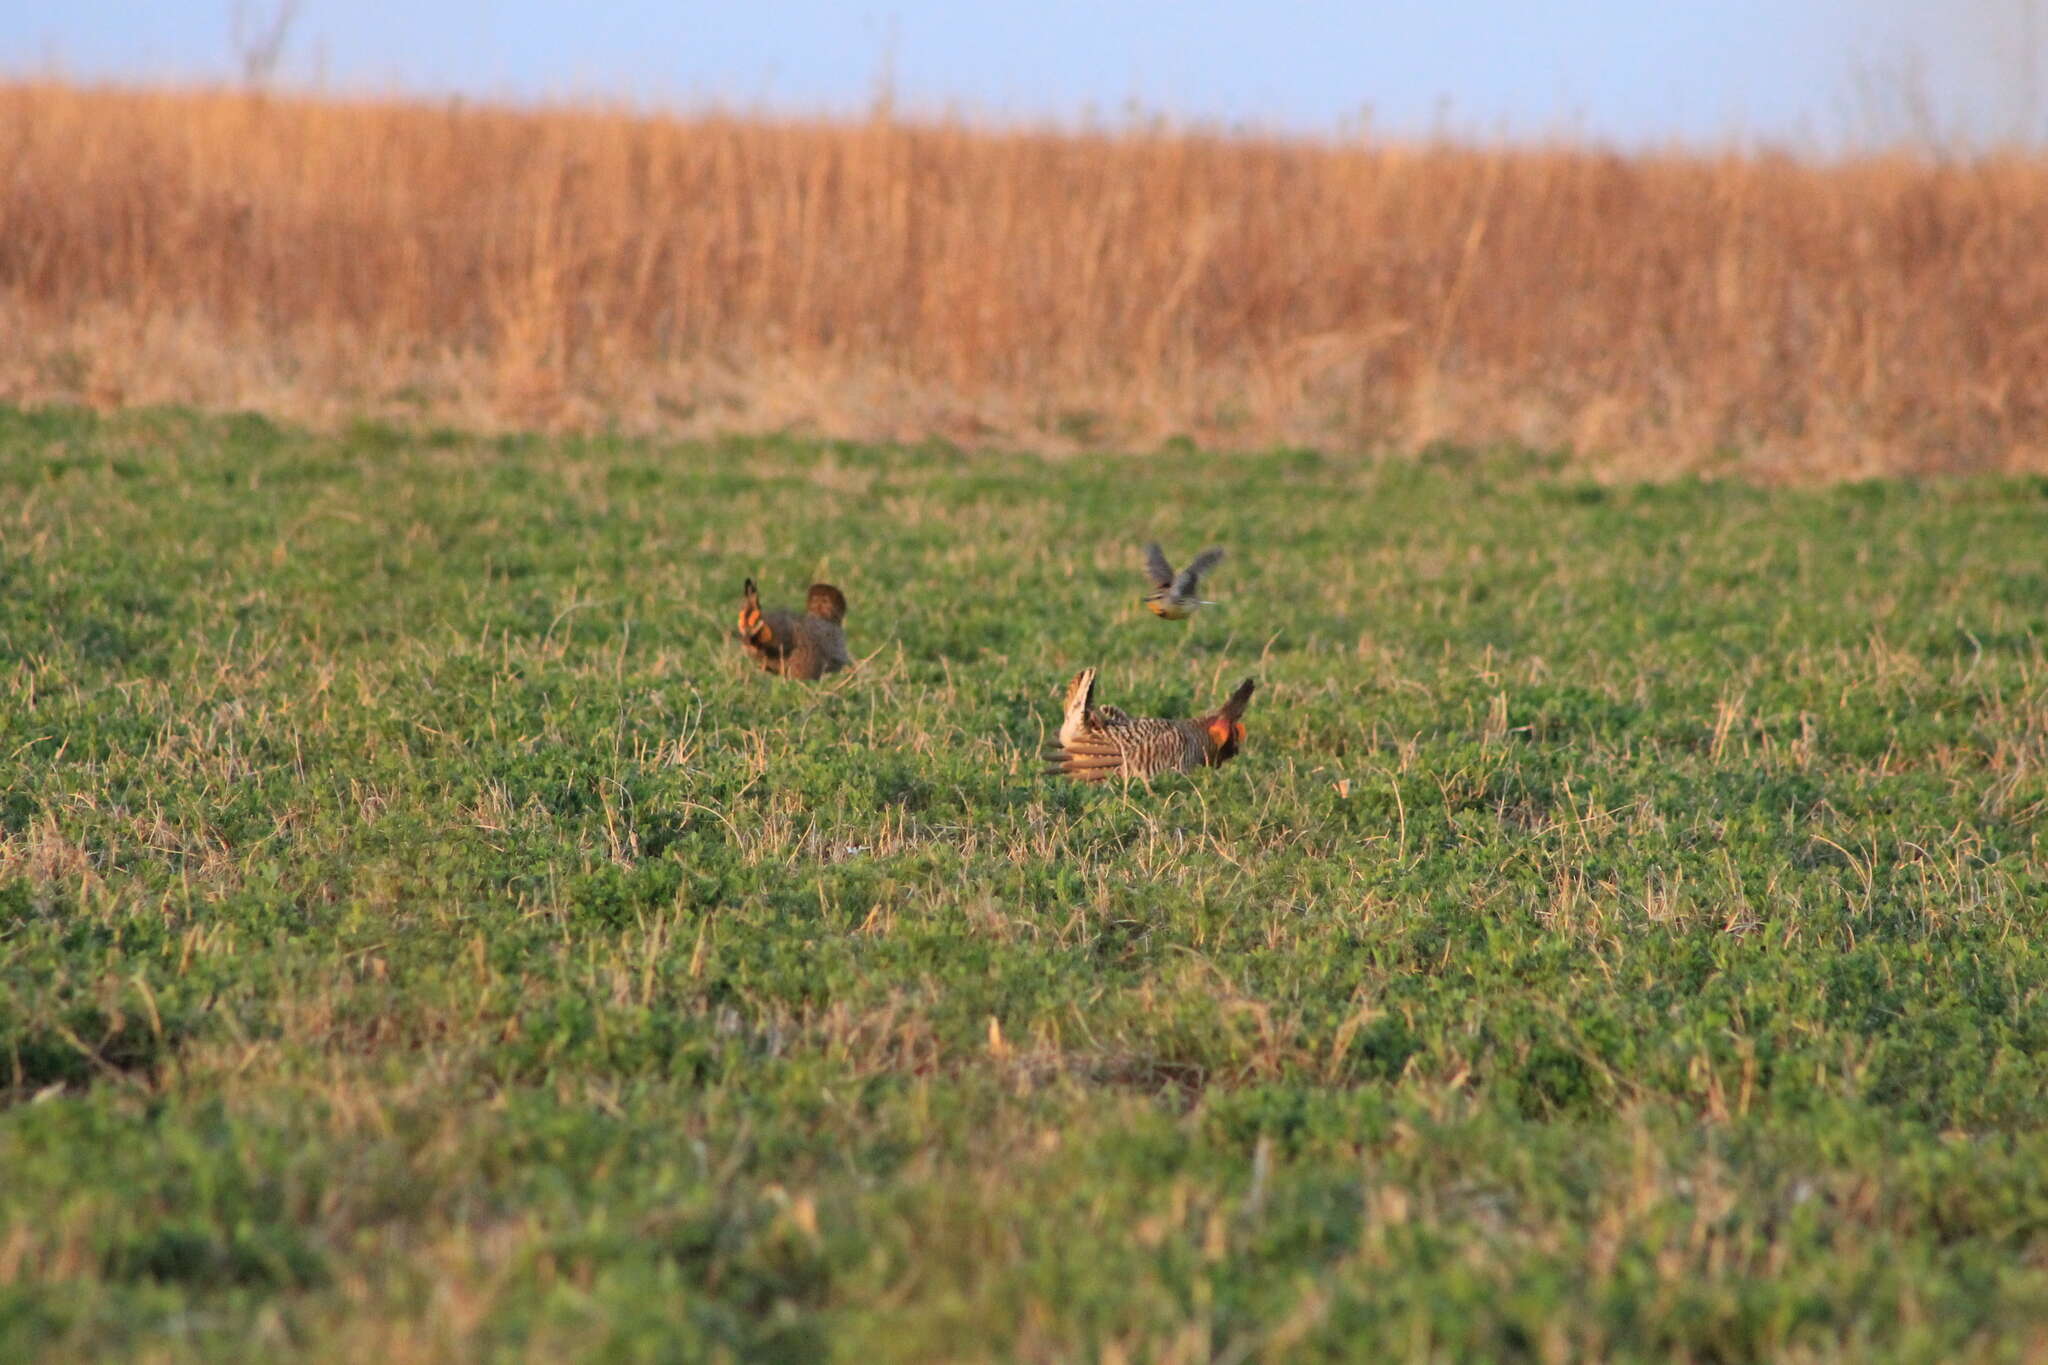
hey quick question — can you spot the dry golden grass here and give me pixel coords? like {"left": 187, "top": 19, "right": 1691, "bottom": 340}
{"left": 5, "top": 80, "right": 2048, "bottom": 475}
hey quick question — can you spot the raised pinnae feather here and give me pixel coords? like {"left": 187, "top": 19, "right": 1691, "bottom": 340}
{"left": 1218, "top": 677, "right": 1256, "bottom": 722}
{"left": 737, "top": 577, "right": 776, "bottom": 648}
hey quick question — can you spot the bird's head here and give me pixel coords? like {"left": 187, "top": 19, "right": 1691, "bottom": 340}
{"left": 1201, "top": 677, "right": 1257, "bottom": 764}
{"left": 806, "top": 583, "right": 848, "bottom": 622}
{"left": 1203, "top": 714, "right": 1247, "bottom": 763}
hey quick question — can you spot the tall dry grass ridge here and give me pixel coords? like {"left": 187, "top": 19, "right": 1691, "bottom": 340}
{"left": 4, "top": 81, "right": 2047, "bottom": 474}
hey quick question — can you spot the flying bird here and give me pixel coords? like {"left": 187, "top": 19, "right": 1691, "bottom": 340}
{"left": 735, "top": 577, "right": 852, "bottom": 680}
{"left": 1045, "top": 667, "right": 1255, "bottom": 781}
{"left": 1141, "top": 543, "right": 1225, "bottom": 619}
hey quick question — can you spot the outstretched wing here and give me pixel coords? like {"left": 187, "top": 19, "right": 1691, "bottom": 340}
{"left": 1046, "top": 719, "right": 1188, "bottom": 781}
{"left": 1143, "top": 543, "right": 1175, "bottom": 589}
{"left": 1173, "top": 547, "right": 1224, "bottom": 597}
{"left": 1046, "top": 731, "right": 1135, "bottom": 781}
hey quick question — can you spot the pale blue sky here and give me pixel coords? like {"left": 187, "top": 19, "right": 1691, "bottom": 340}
{"left": 6, "top": 1, "right": 2044, "bottom": 147}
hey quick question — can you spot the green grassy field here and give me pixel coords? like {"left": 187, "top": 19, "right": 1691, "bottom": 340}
{"left": 3, "top": 404, "right": 2047, "bottom": 1361}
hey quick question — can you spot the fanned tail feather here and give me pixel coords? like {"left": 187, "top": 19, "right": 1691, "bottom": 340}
{"left": 1044, "top": 734, "right": 1134, "bottom": 781}
{"left": 1057, "top": 668, "right": 1098, "bottom": 747}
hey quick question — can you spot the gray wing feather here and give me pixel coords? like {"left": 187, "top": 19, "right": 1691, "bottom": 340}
{"left": 1173, "top": 547, "right": 1224, "bottom": 597}
{"left": 1143, "top": 543, "right": 1175, "bottom": 589}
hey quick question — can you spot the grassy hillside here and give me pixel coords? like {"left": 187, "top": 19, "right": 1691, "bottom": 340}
{"left": 3, "top": 405, "right": 2047, "bottom": 1360}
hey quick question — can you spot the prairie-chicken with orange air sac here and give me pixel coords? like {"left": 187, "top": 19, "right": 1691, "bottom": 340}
{"left": 1045, "top": 667, "right": 1255, "bottom": 780}
{"left": 1142, "top": 543, "right": 1225, "bottom": 619}
{"left": 735, "top": 577, "right": 852, "bottom": 680}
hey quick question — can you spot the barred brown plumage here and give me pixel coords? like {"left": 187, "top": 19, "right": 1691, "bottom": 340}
{"left": 1046, "top": 668, "right": 1255, "bottom": 781}
{"left": 735, "top": 577, "right": 852, "bottom": 680}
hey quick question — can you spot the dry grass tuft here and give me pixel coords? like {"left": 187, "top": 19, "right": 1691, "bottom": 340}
{"left": 5, "top": 81, "right": 2048, "bottom": 475}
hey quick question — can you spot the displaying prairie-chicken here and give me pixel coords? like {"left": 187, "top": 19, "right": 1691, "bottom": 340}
{"left": 735, "top": 577, "right": 852, "bottom": 680}
{"left": 1055, "top": 667, "right": 1132, "bottom": 749}
{"left": 1141, "top": 543, "right": 1226, "bottom": 619}
{"left": 1045, "top": 667, "right": 1255, "bottom": 781}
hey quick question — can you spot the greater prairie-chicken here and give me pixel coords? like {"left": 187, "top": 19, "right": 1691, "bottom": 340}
{"left": 1141, "top": 543, "right": 1225, "bottom": 619}
{"left": 1045, "top": 667, "right": 1255, "bottom": 780}
{"left": 735, "top": 577, "right": 852, "bottom": 680}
